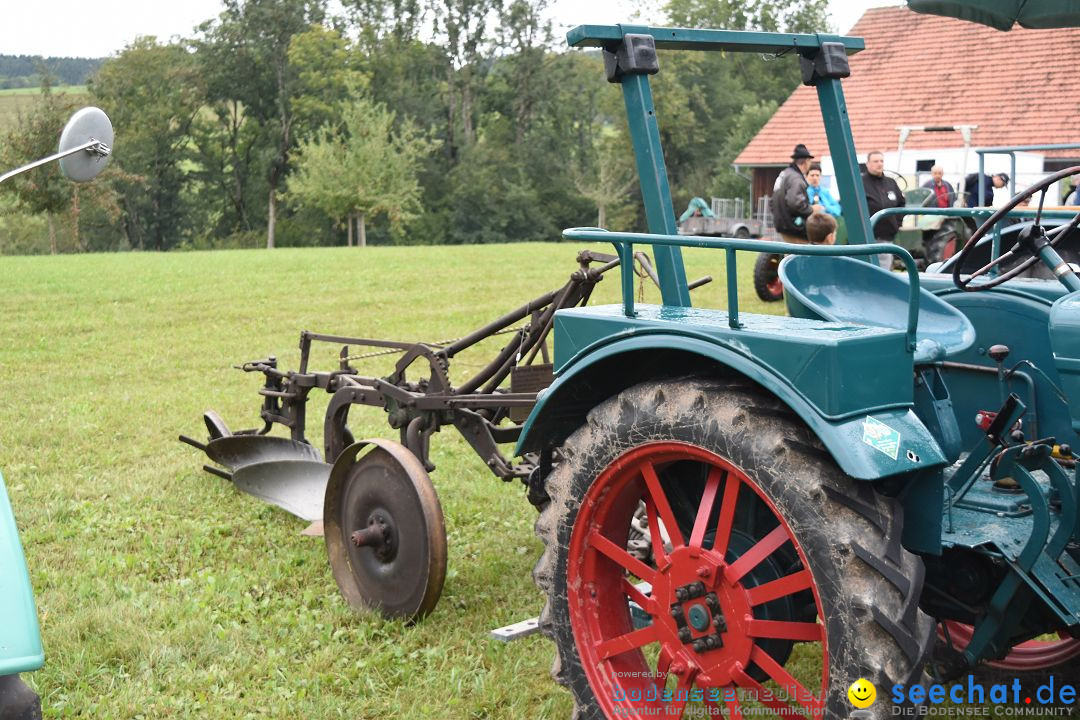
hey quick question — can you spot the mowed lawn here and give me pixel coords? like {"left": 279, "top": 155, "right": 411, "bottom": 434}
{"left": 0, "top": 243, "right": 785, "bottom": 719}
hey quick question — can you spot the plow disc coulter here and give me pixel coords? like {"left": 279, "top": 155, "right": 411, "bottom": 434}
{"left": 183, "top": 251, "right": 707, "bottom": 620}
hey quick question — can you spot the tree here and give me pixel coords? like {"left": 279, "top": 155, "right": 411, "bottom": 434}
{"left": 496, "top": 0, "right": 551, "bottom": 145}
{"left": 651, "top": 0, "right": 830, "bottom": 208}
{"left": 287, "top": 24, "right": 365, "bottom": 137}
{"left": 0, "top": 85, "right": 77, "bottom": 254}
{"left": 572, "top": 133, "right": 637, "bottom": 229}
{"left": 709, "top": 100, "right": 778, "bottom": 200}
{"left": 91, "top": 37, "right": 203, "bottom": 250}
{"left": 194, "top": 0, "right": 328, "bottom": 248}
{"left": 288, "top": 95, "right": 431, "bottom": 246}
{"left": 433, "top": 0, "right": 501, "bottom": 158}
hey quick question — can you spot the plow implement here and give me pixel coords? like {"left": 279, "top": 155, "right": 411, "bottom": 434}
{"left": 181, "top": 250, "right": 709, "bottom": 619}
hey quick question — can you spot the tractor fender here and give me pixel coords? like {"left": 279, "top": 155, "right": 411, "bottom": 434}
{"left": 516, "top": 334, "right": 946, "bottom": 481}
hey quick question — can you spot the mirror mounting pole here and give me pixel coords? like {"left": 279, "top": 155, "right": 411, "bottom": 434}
{"left": 0, "top": 139, "right": 111, "bottom": 185}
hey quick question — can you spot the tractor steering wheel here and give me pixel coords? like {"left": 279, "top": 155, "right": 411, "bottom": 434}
{"left": 952, "top": 166, "right": 1080, "bottom": 291}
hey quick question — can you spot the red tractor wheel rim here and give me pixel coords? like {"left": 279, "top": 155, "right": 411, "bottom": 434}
{"left": 942, "top": 238, "right": 957, "bottom": 260}
{"left": 765, "top": 257, "right": 783, "bottom": 297}
{"left": 940, "top": 621, "right": 1080, "bottom": 670}
{"left": 566, "top": 442, "right": 827, "bottom": 718}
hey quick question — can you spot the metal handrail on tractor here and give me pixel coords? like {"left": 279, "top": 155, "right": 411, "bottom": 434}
{"left": 561, "top": 227, "right": 922, "bottom": 352}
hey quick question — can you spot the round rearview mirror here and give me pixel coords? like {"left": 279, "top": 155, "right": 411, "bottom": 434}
{"left": 58, "top": 107, "right": 113, "bottom": 182}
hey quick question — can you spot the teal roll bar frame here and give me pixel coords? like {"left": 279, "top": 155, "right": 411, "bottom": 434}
{"left": 567, "top": 25, "right": 869, "bottom": 306}
{"left": 562, "top": 227, "right": 921, "bottom": 352}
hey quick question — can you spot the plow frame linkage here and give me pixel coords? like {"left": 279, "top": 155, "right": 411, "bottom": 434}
{"left": 186, "top": 249, "right": 708, "bottom": 508}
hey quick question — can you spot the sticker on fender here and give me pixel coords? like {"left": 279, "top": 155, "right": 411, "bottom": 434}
{"left": 862, "top": 416, "right": 901, "bottom": 460}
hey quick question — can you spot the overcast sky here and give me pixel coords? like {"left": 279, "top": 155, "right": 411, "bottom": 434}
{"left": 5, "top": 0, "right": 902, "bottom": 59}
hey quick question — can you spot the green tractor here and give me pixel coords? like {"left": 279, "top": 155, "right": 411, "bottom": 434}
{"left": 515, "top": 21, "right": 1079, "bottom": 718}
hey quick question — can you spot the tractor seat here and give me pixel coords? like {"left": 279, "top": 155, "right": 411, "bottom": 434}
{"left": 779, "top": 255, "right": 976, "bottom": 364}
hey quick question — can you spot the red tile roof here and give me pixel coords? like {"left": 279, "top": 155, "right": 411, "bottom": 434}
{"left": 734, "top": 6, "right": 1080, "bottom": 166}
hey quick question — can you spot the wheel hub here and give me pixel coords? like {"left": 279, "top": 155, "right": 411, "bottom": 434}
{"left": 350, "top": 511, "right": 396, "bottom": 562}
{"left": 670, "top": 580, "right": 727, "bottom": 649}
{"left": 653, "top": 546, "right": 761, "bottom": 684}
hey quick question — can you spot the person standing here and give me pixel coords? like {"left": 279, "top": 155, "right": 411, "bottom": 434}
{"left": 770, "top": 144, "right": 822, "bottom": 243}
{"left": 963, "top": 172, "right": 1009, "bottom": 207}
{"left": 806, "top": 163, "right": 842, "bottom": 216}
{"left": 862, "top": 150, "right": 905, "bottom": 268}
{"left": 921, "top": 165, "right": 955, "bottom": 208}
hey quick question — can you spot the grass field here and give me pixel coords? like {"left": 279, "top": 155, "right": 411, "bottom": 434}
{"left": 0, "top": 86, "right": 88, "bottom": 131}
{"left": 0, "top": 243, "right": 789, "bottom": 718}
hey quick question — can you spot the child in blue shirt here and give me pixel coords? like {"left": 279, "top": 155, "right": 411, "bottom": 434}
{"left": 806, "top": 163, "right": 842, "bottom": 217}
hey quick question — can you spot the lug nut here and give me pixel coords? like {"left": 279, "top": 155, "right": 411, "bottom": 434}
{"left": 670, "top": 662, "right": 686, "bottom": 676}
{"left": 697, "top": 566, "right": 710, "bottom": 578}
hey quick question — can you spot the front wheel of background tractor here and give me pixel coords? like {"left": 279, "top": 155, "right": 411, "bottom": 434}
{"left": 753, "top": 253, "right": 784, "bottom": 302}
{"left": 534, "top": 379, "right": 933, "bottom": 719}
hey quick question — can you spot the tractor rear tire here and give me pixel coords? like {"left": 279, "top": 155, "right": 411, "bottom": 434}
{"left": 753, "top": 253, "right": 784, "bottom": 302}
{"left": 534, "top": 378, "right": 933, "bottom": 719}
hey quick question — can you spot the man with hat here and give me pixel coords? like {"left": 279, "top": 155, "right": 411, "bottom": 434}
{"left": 770, "top": 144, "right": 823, "bottom": 243}
{"left": 963, "top": 171, "right": 1009, "bottom": 207}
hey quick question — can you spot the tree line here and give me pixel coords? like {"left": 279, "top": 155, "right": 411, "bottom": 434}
{"left": 0, "top": 0, "right": 827, "bottom": 254}
{"left": 0, "top": 55, "right": 101, "bottom": 89}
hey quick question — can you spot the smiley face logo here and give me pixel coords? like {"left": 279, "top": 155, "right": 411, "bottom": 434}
{"left": 848, "top": 678, "right": 876, "bottom": 708}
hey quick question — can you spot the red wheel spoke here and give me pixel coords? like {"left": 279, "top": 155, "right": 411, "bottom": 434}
{"left": 596, "top": 624, "right": 661, "bottom": 660}
{"left": 744, "top": 570, "right": 814, "bottom": 607}
{"left": 721, "top": 686, "right": 745, "bottom": 720}
{"left": 750, "top": 646, "right": 825, "bottom": 713}
{"left": 622, "top": 577, "right": 653, "bottom": 612}
{"left": 642, "top": 462, "right": 684, "bottom": 549}
{"left": 689, "top": 466, "right": 723, "bottom": 549}
{"left": 654, "top": 647, "right": 673, "bottom": 693}
{"left": 747, "top": 619, "right": 823, "bottom": 642}
{"left": 590, "top": 531, "right": 658, "bottom": 585}
{"left": 644, "top": 496, "right": 669, "bottom": 565}
{"left": 663, "top": 674, "right": 693, "bottom": 718}
{"left": 731, "top": 664, "right": 818, "bottom": 717}
{"left": 725, "top": 525, "right": 790, "bottom": 584}
{"left": 712, "top": 473, "right": 741, "bottom": 557}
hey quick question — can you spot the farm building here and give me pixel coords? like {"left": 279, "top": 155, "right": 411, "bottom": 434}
{"left": 734, "top": 5, "right": 1080, "bottom": 206}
